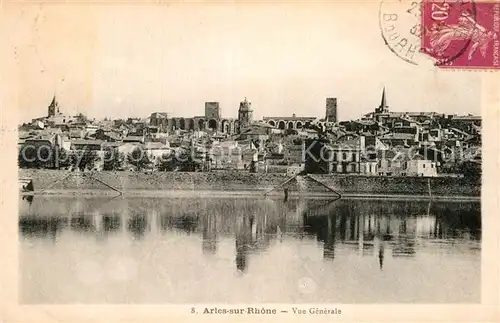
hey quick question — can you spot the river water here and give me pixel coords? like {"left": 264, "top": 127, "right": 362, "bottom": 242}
{"left": 19, "top": 195, "right": 481, "bottom": 304}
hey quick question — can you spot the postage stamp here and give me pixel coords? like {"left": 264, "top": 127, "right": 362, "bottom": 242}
{"left": 380, "top": 0, "right": 500, "bottom": 69}
{"left": 421, "top": 0, "right": 500, "bottom": 68}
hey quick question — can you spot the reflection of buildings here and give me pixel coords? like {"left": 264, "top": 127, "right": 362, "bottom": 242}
{"left": 301, "top": 199, "right": 481, "bottom": 265}
{"left": 19, "top": 217, "right": 60, "bottom": 241}
{"left": 202, "top": 214, "right": 218, "bottom": 254}
{"left": 323, "top": 215, "right": 336, "bottom": 260}
{"left": 235, "top": 215, "right": 253, "bottom": 272}
{"left": 128, "top": 213, "right": 148, "bottom": 239}
{"left": 378, "top": 243, "right": 385, "bottom": 269}
{"left": 235, "top": 214, "right": 273, "bottom": 272}
{"left": 103, "top": 214, "right": 122, "bottom": 232}
{"left": 19, "top": 198, "right": 481, "bottom": 273}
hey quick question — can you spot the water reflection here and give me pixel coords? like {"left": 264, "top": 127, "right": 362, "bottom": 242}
{"left": 103, "top": 214, "right": 121, "bottom": 233}
{"left": 21, "top": 195, "right": 34, "bottom": 205}
{"left": 19, "top": 196, "right": 481, "bottom": 303}
{"left": 202, "top": 214, "right": 217, "bottom": 254}
{"left": 128, "top": 214, "right": 148, "bottom": 239}
{"left": 20, "top": 197, "right": 481, "bottom": 268}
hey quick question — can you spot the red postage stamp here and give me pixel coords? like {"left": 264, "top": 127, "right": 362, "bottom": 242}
{"left": 421, "top": 0, "right": 500, "bottom": 69}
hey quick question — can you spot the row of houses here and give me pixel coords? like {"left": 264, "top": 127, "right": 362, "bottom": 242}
{"left": 20, "top": 127, "right": 440, "bottom": 177}
{"left": 18, "top": 130, "right": 263, "bottom": 172}
{"left": 302, "top": 136, "right": 439, "bottom": 177}
{"left": 18, "top": 92, "right": 480, "bottom": 177}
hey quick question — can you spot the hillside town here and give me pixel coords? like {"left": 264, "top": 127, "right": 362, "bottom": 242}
{"left": 18, "top": 88, "right": 482, "bottom": 178}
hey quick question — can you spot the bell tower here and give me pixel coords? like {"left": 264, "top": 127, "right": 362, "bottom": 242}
{"left": 47, "top": 95, "right": 60, "bottom": 117}
{"left": 237, "top": 97, "right": 253, "bottom": 133}
{"left": 375, "top": 87, "right": 389, "bottom": 114}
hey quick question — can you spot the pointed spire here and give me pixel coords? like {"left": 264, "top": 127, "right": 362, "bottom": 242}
{"left": 48, "top": 94, "right": 57, "bottom": 117}
{"left": 380, "top": 86, "right": 387, "bottom": 108}
{"left": 49, "top": 94, "right": 57, "bottom": 108}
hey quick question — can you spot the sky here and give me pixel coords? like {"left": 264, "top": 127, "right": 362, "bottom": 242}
{"left": 4, "top": 1, "right": 481, "bottom": 124}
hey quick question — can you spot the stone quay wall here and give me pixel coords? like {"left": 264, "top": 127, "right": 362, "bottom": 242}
{"left": 19, "top": 169, "right": 480, "bottom": 197}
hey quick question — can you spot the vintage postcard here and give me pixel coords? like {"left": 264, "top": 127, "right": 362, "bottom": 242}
{"left": 1, "top": 0, "right": 499, "bottom": 322}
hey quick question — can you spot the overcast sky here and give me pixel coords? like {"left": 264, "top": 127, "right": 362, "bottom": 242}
{"left": 5, "top": 2, "right": 481, "bottom": 123}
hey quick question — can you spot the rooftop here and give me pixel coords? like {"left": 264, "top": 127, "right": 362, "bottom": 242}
{"left": 70, "top": 139, "right": 104, "bottom": 146}
{"left": 263, "top": 116, "right": 317, "bottom": 121}
{"left": 377, "top": 149, "right": 427, "bottom": 161}
{"left": 123, "top": 135, "right": 144, "bottom": 142}
{"left": 144, "top": 142, "right": 169, "bottom": 150}
{"left": 380, "top": 133, "right": 416, "bottom": 140}
{"left": 451, "top": 115, "right": 481, "bottom": 120}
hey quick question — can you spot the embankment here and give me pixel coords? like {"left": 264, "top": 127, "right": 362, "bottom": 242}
{"left": 19, "top": 169, "right": 289, "bottom": 192}
{"left": 310, "top": 175, "right": 481, "bottom": 197}
{"left": 19, "top": 169, "right": 481, "bottom": 198}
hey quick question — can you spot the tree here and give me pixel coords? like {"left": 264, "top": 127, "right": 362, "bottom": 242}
{"left": 440, "top": 160, "right": 481, "bottom": 180}
{"left": 18, "top": 144, "right": 55, "bottom": 169}
{"left": 55, "top": 147, "right": 72, "bottom": 169}
{"left": 75, "top": 113, "right": 88, "bottom": 124}
{"left": 103, "top": 147, "right": 124, "bottom": 171}
{"left": 461, "top": 161, "right": 481, "bottom": 180}
{"left": 156, "top": 148, "right": 202, "bottom": 172}
{"left": 176, "top": 148, "right": 202, "bottom": 172}
{"left": 157, "top": 153, "right": 177, "bottom": 171}
{"left": 70, "top": 149, "right": 98, "bottom": 171}
{"left": 127, "top": 146, "right": 150, "bottom": 171}
{"left": 18, "top": 148, "right": 33, "bottom": 168}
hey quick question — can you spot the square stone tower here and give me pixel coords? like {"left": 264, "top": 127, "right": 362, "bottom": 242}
{"left": 205, "top": 102, "right": 221, "bottom": 119}
{"left": 325, "top": 98, "right": 337, "bottom": 123}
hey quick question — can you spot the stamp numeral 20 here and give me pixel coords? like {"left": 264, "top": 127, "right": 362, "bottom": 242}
{"left": 431, "top": 2, "right": 450, "bottom": 21}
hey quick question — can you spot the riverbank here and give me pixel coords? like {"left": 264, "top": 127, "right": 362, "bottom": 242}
{"left": 20, "top": 190, "right": 480, "bottom": 201}
{"left": 19, "top": 169, "right": 481, "bottom": 199}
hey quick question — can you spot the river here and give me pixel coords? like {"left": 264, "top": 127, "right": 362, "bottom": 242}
{"left": 19, "top": 195, "right": 481, "bottom": 304}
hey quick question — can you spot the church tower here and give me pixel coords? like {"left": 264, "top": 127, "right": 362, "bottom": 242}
{"left": 375, "top": 87, "right": 389, "bottom": 114}
{"left": 237, "top": 97, "right": 253, "bottom": 133}
{"left": 47, "top": 95, "right": 60, "bottom": 117}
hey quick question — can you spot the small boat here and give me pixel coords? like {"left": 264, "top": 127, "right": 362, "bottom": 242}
{"left": 19, "top": 177, "right": 34, "bottom": 192}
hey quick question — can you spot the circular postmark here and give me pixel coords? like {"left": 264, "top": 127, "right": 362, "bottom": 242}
{"left": 379, "top": 0, "right": 423, "bottom": 65}
{"left": 379, "top": 0, "right": 477, "bottom": 66}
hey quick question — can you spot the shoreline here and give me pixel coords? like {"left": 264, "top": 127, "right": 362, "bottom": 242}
{"left": 19, "top": 169, "right": 481, "bottom": 201}
{"left": 20, "top": 189, "right": 480, "bottom": 201}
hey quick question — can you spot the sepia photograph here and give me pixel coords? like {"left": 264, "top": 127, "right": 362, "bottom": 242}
{"left": 2, "top": 0, "right": 499, "bottom": 321}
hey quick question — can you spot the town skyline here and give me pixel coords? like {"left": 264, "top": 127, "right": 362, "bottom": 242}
{"left": 9, "top": 3, "right": 481, "bottom": 124}
{"left": 20, "top": 85, "right": 481, "bottom": 124}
